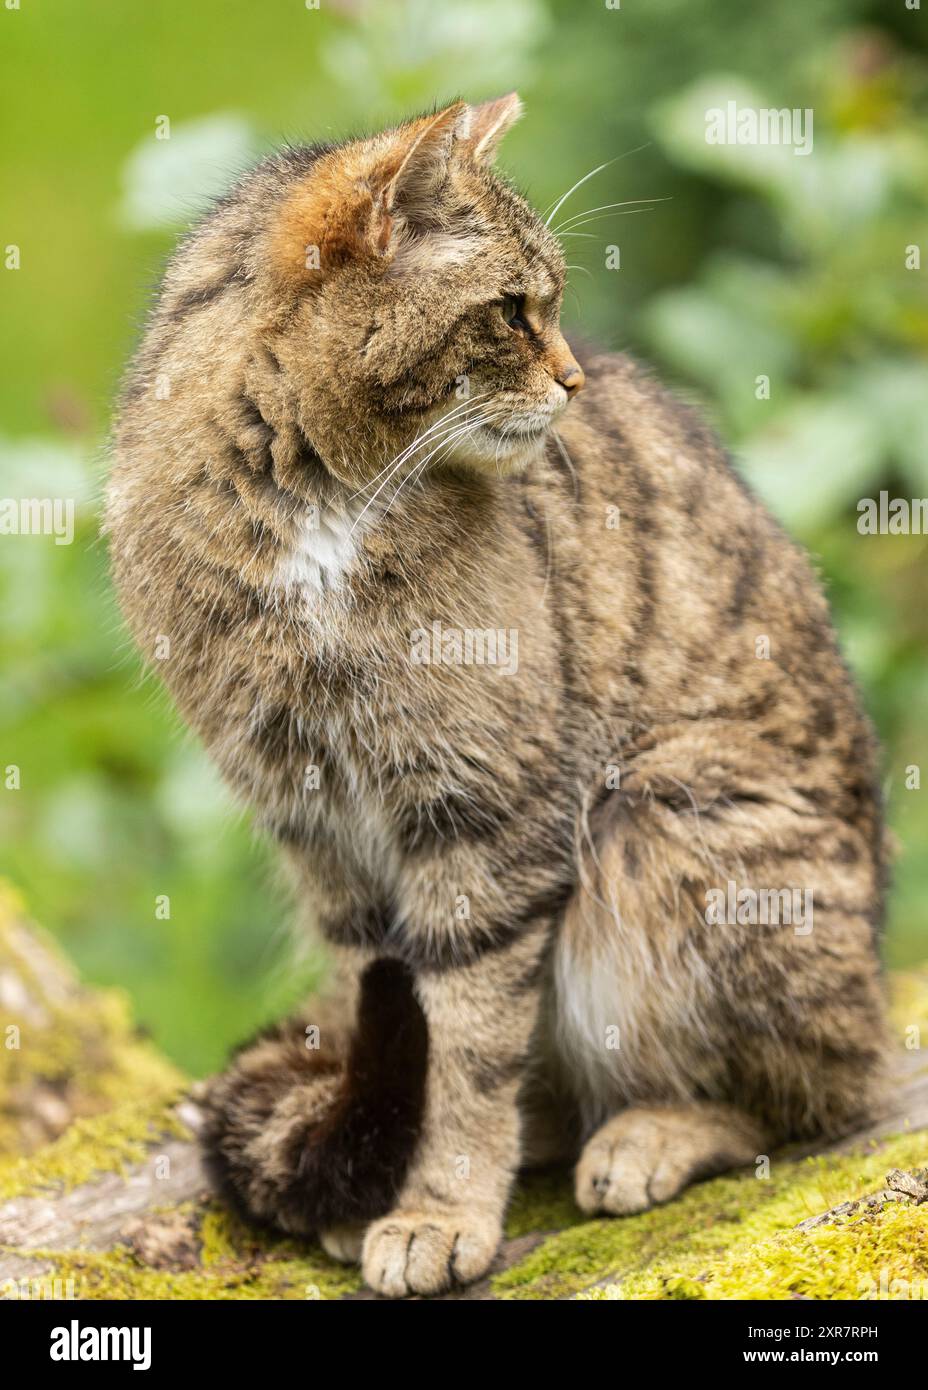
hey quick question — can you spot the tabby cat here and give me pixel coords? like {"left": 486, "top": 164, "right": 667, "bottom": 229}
{"left": 106, "top": 96, "right": 890, "bottom": 1297}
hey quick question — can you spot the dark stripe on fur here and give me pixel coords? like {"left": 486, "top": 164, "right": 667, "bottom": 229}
{"left": 319, "top": 905, "right": 390, "bottom": 949}
{"left": 397, "top": 790, "right": 512, "bottom": 852}
{"left": 461, "top": 1047, "right": 529, "bottom": 1095}
{"left": 404, "top": 878, "right": 573, "bottom": 973}
{"left": 167, "top": 270, "right": 247, "bottom": 322}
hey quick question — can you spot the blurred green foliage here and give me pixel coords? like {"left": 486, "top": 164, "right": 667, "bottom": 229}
{"left": 1, "top": 0, "right": 926, "bottom": 1073}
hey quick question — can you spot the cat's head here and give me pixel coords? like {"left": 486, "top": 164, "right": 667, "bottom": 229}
{"left": 226, "top": 96, "right": 582, "bottom": 489}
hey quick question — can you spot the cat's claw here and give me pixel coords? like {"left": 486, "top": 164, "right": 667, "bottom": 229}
{"left": 361, "top": 1210, "right": 500, "bottom": 1297}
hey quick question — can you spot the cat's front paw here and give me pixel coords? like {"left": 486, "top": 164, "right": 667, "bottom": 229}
{"left": 361, "top": 1209, "right": 501, "bottom": 1297}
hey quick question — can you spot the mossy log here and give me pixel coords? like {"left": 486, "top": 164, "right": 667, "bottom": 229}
{"left": 2, "top": 883, "right": 928, "bottom": 1301}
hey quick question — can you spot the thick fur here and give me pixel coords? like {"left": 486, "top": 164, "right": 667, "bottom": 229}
{"left": 202, "top": 958, "right": 428, "bottom": 1233}
{"left": 106, "top": 97, "right": 890, "bottom": 1296}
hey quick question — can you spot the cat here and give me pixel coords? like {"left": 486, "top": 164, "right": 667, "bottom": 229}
{"left": 106, "top": 95, "right": 890, "bottom": 1297}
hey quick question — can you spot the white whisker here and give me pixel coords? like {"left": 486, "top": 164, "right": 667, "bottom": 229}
{"left": 551, "top": 198, "right": 670, "bottom": 237}
{"left": 344, "top": 400, "right": 500, "bottom": 536}
{"left": 552, "top": 429, "right": 580, "bottom": 504}
{"left": 348, "top": 392, "right": 492, "bottom": 502}
{"left": 544, "top": 158, "right": 618, "bottom": 228}
{"left": 542, "top": 142, "right": 652, "bottom": 228}
{"left": 381, "top": 411, "right": 507, "bottom": 521}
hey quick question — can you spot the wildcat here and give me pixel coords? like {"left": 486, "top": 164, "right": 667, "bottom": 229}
{"left": 106, "top": 95, "right": 890, "bottom": 1297}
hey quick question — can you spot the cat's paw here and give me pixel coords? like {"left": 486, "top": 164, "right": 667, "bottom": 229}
{"left": 575, "top": 1111, "right": 685, "bottom": 1215}
{"left": 319, "top": 1222, "right": 366, "bottom": 1264}
{"left": 361, "top": 1210, "right": 501, "bottom": 1297}
{"left": 574, "top": 1104, "right": 760, "bottom": 1216}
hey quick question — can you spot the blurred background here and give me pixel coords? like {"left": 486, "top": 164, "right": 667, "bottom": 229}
{"left": 1, "top": 0, "right": 926, "bottom": 1075}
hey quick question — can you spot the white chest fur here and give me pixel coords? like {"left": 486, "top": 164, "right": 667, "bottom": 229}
{"left": 272, "top": 498, "right": 375, "bottom": 599}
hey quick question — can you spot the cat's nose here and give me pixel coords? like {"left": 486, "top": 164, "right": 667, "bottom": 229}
{"left": 557, "top": 361, "right": 585, "bottom": 397}
{"left": 548, "top": 332, "right": 585, "bottom": 397}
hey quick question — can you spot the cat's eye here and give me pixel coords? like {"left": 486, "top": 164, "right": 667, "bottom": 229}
{"left": 500, "top": 294, "right": 529, "bottom": 333}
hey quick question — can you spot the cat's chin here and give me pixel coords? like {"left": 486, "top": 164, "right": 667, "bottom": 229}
{"left": 446, "top": 423, "right": 551, "bottom": 476}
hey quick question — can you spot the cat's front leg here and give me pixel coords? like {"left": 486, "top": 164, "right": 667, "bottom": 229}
{"left": 361, "top": 916, "right": 553, "bottom": 1297}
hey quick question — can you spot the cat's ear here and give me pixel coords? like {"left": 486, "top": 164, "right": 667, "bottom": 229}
{"left": 461, "top": 93, "right": 523, "bottom": 164}
{"left": 268, "top": 101, "right": 482, "bottom": 286}
{"left": 372, "top": 102, "right": 471, "bottom": 251}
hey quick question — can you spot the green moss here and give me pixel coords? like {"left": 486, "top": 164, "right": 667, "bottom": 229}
{"left": 199, "top": 1205, "right": 247, "bottom": 1268}
{"left": 495, "top": 1131, "right": 928, "bottom": 1301}
{"left": 691, "top": 1201, "right": 928, "bottom": 1300}
{"left": 30, "top": 1243, "right": 360, "bottom": 1301}
{"left": 22, "top": 1201, "right": 363, "bottom": 1302}
{"left": 505, "top": 1169, "right": 582, "bottom": 1238}
{"left": 0, "top": 881, "right": 184, "bottom": 1158}
{"left": 583, "top": 1202, "right": 928, "bottom": 1301}
{"left": 0, "top": 1094, "right": 187, "bottom": 1202}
